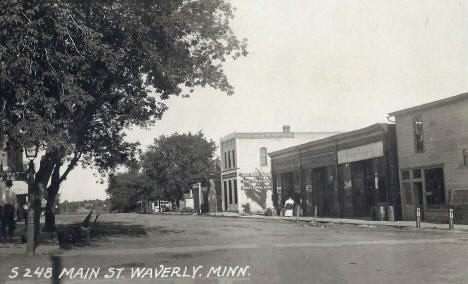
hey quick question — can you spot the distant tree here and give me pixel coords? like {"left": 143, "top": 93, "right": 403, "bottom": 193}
{"left": 106, "top": 171, "right": 154, "bottom": 212}
{"left": 141, "top": 132, "right": 217, "bottom": 203}
{"left": 0, "top": 1, "right": 246, "bottom": 231}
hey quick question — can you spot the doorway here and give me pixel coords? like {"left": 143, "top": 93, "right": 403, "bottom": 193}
{"left": 424, "top": 168, "right": 445, "bottom": 208}
{"left": 312, "top": 167, "right": 328, "bottom": 216}
{"left": 351, "top": 161, "right": 372, "bottom": 217}
{"left": 401, "top": 166, "right": 445, "bottom": 220}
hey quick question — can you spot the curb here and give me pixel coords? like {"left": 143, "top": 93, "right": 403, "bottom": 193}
{"left": 205, "top": 213, "right": 468, "bottom": 232}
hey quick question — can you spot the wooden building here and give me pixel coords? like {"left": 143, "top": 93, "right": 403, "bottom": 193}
{"left": 270, "top": 124, "right": 401, "bottom": 220}
{"left": 389, "top": 93, "right": 468, "bottom": 223}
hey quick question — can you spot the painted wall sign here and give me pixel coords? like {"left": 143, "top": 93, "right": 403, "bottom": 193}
{"left": 222, "top": 172, "right": 237, "bottom": 179}
{"left": 239, "top": 172, "right": 271, "bottom": 190}
{"left": 337, "top": 141, "right": 384, "bottom": 164}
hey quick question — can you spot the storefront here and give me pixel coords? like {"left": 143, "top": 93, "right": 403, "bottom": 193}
{"left": 270, "top": 124, "right": 401, "bottom": 219}
{"left": 389, "top": 93, "right": 468, "bottom": 223}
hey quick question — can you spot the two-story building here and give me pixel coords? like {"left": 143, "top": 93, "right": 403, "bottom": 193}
{"left": 220, "top": 126, "right": 338, "bottom": 213}
{"left": 389, "top": 93, "right": 468, "bottom": 223}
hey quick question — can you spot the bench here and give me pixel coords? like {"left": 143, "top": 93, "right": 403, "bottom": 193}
{"left": 57, "top": 210, "right": 100, "bottom": 248}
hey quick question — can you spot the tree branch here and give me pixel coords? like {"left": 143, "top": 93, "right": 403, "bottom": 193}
{"left": 58, "top": 150, "right": 82, "bottom": 184}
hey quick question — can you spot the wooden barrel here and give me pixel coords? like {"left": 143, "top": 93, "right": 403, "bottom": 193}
{"left": 386, "top": 206, "right": 395, "bottom": 221}
{"left": 376, "top": 206, "right": 386, "bottom": 221}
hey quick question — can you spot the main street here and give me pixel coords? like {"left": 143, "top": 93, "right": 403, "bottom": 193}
{"left": 1, "top": 213, "right": 468, "bottom": 283}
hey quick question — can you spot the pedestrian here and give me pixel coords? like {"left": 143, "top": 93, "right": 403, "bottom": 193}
{"left": 21, "top": 201, "right": 28, "bottom": 243}
{"left": 0, "top": 182, "right": 17, "bottom": 242}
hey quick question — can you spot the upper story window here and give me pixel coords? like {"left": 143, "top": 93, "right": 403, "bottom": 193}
{"left": 463, "top": 149, "right": 467, "bottom": 166}
{"left": 232, "top": 150, "right": 236, "bottom": 167}
{"left": 260, "top": 147, "right": 267, "bottom": 167}
{"left": 413, "top": 116, "right": 424, "bottom": 153}
{"left": 228, "top": 150, "right": 232, "bottom": 168}
{"left": 224, "top": 152, "right": 228, "bottom": 169}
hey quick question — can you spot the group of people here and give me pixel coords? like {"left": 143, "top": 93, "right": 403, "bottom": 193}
{"left": 0, "top": 182, "right": 18, "bottom": 242}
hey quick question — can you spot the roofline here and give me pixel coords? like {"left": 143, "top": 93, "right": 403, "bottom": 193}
{"left": 388, "top": 92, "right": 468, "bottom": 117}
{"left": 220, "top": 131, "right": 341, "bottom": 142}
{"left": 269, "top": 123, "right": 392, "bottom": 158}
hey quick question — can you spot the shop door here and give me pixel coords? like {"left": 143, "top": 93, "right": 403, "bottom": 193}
{"left": 351, "top": 162, "right": 370, "bottom": 217}
{"left": 312, "top": 167, "right": 330, "bottom": 216}
{"left": 424, "top": 168, "right": 445, "bottom": 209}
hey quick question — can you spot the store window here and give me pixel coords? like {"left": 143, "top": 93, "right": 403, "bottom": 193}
{"left": 425, "top": 168, "right": 445, "bottom": 208}
{"left": 402, "top": 170, "right": 410, "bottom": 180}
{"left": 413, "top": 116, "right": 424, "bottom": 153}
{"left": 260, "top": 147, "right": 267, "bottom": 166}
{"left": 412, "top": 168, "right": 421, "bottom": 179}
{"left": 228, "top": 180, "right": 233, "bottom": 204}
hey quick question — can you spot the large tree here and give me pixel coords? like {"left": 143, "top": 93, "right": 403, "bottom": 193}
{"left": 141, "top": 132, "right": 217, "bottom": 203}
{"left": 0, "top": 0, "right": 246, "bottom": 231}
{"left": 106, "top": 171, "right": 154, "bottom": 213}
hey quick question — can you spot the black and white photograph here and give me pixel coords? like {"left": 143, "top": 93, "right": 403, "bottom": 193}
{"left": 1, "top": 0, "right": 468, "bottom": 283}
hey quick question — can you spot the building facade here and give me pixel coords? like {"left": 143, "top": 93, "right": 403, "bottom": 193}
{"left": 220, "top": 126, "right": 338, "bottom": 213}
{"left": 0, "top": 135, "right": 28, "bottom": 219}
{"left": 270, "top": 124, "right": 401, "bottom": 219}
{"left": 389, "top": 93, "right": 468, "bottom": 223}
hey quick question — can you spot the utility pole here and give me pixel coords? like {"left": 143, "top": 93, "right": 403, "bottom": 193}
{"left": 26, "top": 159, "right": 36, "bottom": 256}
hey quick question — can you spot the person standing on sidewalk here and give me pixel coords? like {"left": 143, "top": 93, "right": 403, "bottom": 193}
{"left": 1, "top": 181, "right": 17, "bottom": 242}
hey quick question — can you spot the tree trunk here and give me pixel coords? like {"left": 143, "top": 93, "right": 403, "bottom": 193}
{"left": 33, "top": 153, "right": 58, "bottom": 237}
{"left": 43, "top": 162, "right": 61, "bottom": 232}
{"left": 42, "top": 150, "right": 81, "bottom": 232}
{"left": 43, "top": 188, "right": 58, "bottom": 232}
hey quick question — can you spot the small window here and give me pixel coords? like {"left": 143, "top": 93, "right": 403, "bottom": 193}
{"left": 414, "top": 116, "right": 424, "bottom": 153}
{"left": 260, "top": 147, "right": 267, "bottom": 166}
{"left": 402, "top": 171, "right": 410, "bottom": 180}
{"left": 412, "top": 169, "right": 422, "bottom": 179}
{"left": 463, "top": 149, "right": 467, "bottom": 166}
{"left": 228, "top": 151, "right": 231, "bottom": 168}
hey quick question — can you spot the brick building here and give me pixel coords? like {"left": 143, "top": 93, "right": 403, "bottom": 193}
{"left": 220, "top": 126, "right": 338, "bottom": 213}
{"left": 389, "top": 93, "right": 468, "bottom": 223}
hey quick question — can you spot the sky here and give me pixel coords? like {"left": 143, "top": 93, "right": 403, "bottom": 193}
{"left": 60, "top": 0, "right": 468, "bottom": 201}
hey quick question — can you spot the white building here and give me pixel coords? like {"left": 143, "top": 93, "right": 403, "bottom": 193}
{"left": 220, "top": 126, "right": 339, "bottom": 213}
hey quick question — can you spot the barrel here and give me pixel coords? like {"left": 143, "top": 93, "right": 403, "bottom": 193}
{"left": 386, "top": 206, "right": 395, "bottom": 221}
{"left": 375, "top": 206, "right": 386, "bottom": 221}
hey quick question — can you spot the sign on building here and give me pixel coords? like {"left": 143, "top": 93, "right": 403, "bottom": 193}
{"left": 337, "top": 141, "right": 384, "bottom": 164}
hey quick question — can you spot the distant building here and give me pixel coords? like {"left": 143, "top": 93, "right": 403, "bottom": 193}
{"left": 220, "top": 126, "right": 338, "bottom": 213}
{"left": 389, "top": 93, "right": 468, "bottom": 223}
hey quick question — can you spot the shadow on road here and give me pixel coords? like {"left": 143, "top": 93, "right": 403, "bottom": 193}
{"left": 54, "top": 221, "right": 148, "bottom": 249}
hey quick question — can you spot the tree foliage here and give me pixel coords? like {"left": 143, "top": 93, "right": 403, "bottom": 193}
{"left": 106, "top": 171, "right": 154, "bottom": 212}
{"left": 140, "top": 131, "right": 217, "bottom": 202}
{"left": 106, "top": 132, "right": 217, "bottom": 209}
{"left": 0, "top": 0, "right": 246, "bottom": 230}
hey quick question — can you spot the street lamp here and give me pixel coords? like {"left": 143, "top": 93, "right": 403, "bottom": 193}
{"left": 25, "top": 142, "right": 39, "bottom": 256}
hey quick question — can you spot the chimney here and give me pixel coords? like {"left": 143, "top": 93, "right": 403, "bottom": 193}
{"left": 282, "top": 125, "right": 291, "bottom": 133}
